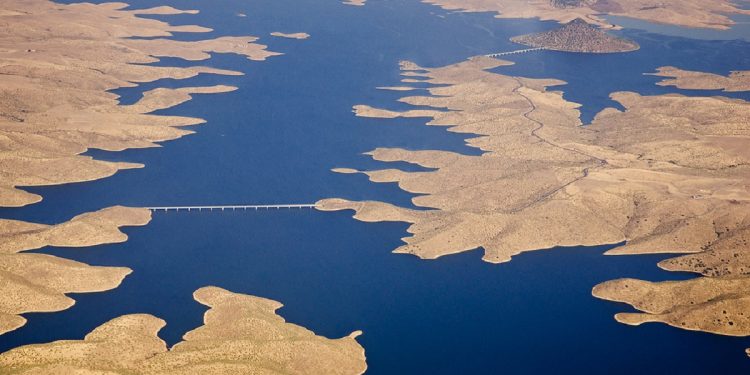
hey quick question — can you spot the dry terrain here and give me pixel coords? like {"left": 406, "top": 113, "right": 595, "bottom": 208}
{"left": 422, "top": 0, "right": 750, "bottom": 29}
{"left": 271, "top": 32, "right": 311, "bottom": 40}
{"left": 651, "top": 66, "right": 750, "bottom": 92}
{"left": 0, "top": 0, "right": 279, "bottom": 334}
{"left": 0, "top": 0, "right": 278, "bottom": 208}
{"left": 319, "top": 56, "right": 750, "bottom": 355}
{"left": 0, "top": 2, "right": 367, "bottom": 372}
{"left": 343, "top": 0, "right": 367, "bottom": 6}
{"left": 0, "top": 206, "right": 150, "bottom": 335}
{"left": 511, "top": 18, "right": 639, "bottom": 53}
{"left": 0, "top": 287, "right": 367, "bottom": 374}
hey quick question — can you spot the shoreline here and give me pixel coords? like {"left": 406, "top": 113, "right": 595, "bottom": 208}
{"left": 0, "top": 0, "right": 282, "bottom": 335}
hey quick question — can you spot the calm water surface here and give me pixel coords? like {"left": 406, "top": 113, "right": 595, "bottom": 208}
{"left": 2, "top": 0, "right": 750, "bottom": 373}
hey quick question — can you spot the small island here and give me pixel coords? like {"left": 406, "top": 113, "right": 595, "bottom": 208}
{"left": 550, "top": 0, "right": 597, "bottom": 7}
{"left": 343, "top": 0, "right": 366, "bottom": 6}
{"left": 271, "top": 31, "right": 311, "bottom": 40}
{"left": 510, "top": 18, "right": 639, "bottom": 53}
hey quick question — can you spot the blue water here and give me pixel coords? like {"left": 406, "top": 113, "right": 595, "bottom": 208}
{"left": 501, "top": 29, "right": 750, "bottom": 123}
{"left": 2, "top": 0, "right": 750, "bottom": 373}
{"left": 605, "top": 11, "right": 750, "bottom": 42}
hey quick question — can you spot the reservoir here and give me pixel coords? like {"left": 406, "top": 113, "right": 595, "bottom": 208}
{"left": 2, "top": 0, "right": 750, "bottom": 373}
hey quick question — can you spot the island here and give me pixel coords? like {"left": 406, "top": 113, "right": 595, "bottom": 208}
{"left": 0, "top": 0, "right": 280, "bottom": 208}
{"left": 0, "top": 207, "right": 151, "bottom": 335}
{"left": 510, "top": 18, "right": 639, "bottom": 53}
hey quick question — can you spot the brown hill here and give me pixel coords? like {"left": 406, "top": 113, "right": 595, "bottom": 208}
{"left": 510, "top": 18, "right": 639, "bottom": 53}
{"left": 550, "top": 0, "right": 597, "bottom": 8}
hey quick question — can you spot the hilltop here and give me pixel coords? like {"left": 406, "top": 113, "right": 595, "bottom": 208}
{"left": 550, "top": 0, "right": 597, "bottom": 8}
{"left": 510, "top": 18, "right": 639, "bottom": 53}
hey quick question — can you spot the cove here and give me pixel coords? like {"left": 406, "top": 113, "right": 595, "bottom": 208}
{"left": 2, "top": 0, "right": 750, "bottom": 373}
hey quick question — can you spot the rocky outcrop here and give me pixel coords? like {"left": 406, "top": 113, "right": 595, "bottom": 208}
{"left": 550, "top": 0, "right": 597, "bottom": 8}
{"left": 511, "top": 18, "right": 639, "bottom": 53}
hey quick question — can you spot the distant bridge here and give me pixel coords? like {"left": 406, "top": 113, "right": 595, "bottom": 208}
{"left": 144, "top": 204, "right": 317, "bottom": 213}
{"left": 485, "top": 47, "right": 546, "bottom": 58}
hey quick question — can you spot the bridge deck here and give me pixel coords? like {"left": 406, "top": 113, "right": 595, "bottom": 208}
{"left": 145, "top": 204, "right": 317, "bottom": 212}
{"left": 485, "top": 47, "right": 546, "bottom": 58}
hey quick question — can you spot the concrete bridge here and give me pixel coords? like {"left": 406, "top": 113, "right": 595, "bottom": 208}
{"left": 485, "top": 47, "right": 546, "bottom": 58}
{"left": 144, "top": 204, "right": 317, "bottom": 212}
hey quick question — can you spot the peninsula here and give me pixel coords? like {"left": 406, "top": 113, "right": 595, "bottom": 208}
{"left": 0, "top": 0, "right": 278, "bottom": 208}
{"left": 422, "top": 0, "right": 750, "bottom": 30}
{"left": 0, "top": 287, "right": 367, "bottom": 374}
{"left": 0, "top": 2, "right": 368, "bottom": 372}
{"left": 650, "top": 66, "right": 750, "bottom": 92}
{"left": 0, "top": 207, "right": 150, "bottom": 335}
{"left": 0, "top": 0, "right": 283, "bottom": 335}
{"left": 320, "top": 57, "right": 750, "bottom": 356}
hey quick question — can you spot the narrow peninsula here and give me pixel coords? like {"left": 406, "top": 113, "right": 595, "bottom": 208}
{"left": 650, "top": 66, "right": 750, "bottom": 92}
{"left": 0, "top": 207, "right": 150, "bottom": 335}
{"left": 0, "top": 0, "right": 279, "bottom": 208}
{"left": 271, "top": 31, "right": 311, "bottom": 40}
{"left": 0, "top": 0, "right": 290, "bottom": 335}
{"left": 421, "top": 0, "right": 750, "bottom": 30}
{"left": 0, "top": 287, "right": 367, "bottom": 374}
{"left": 320, "top": 57, "right": 750, "bottom": 357}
